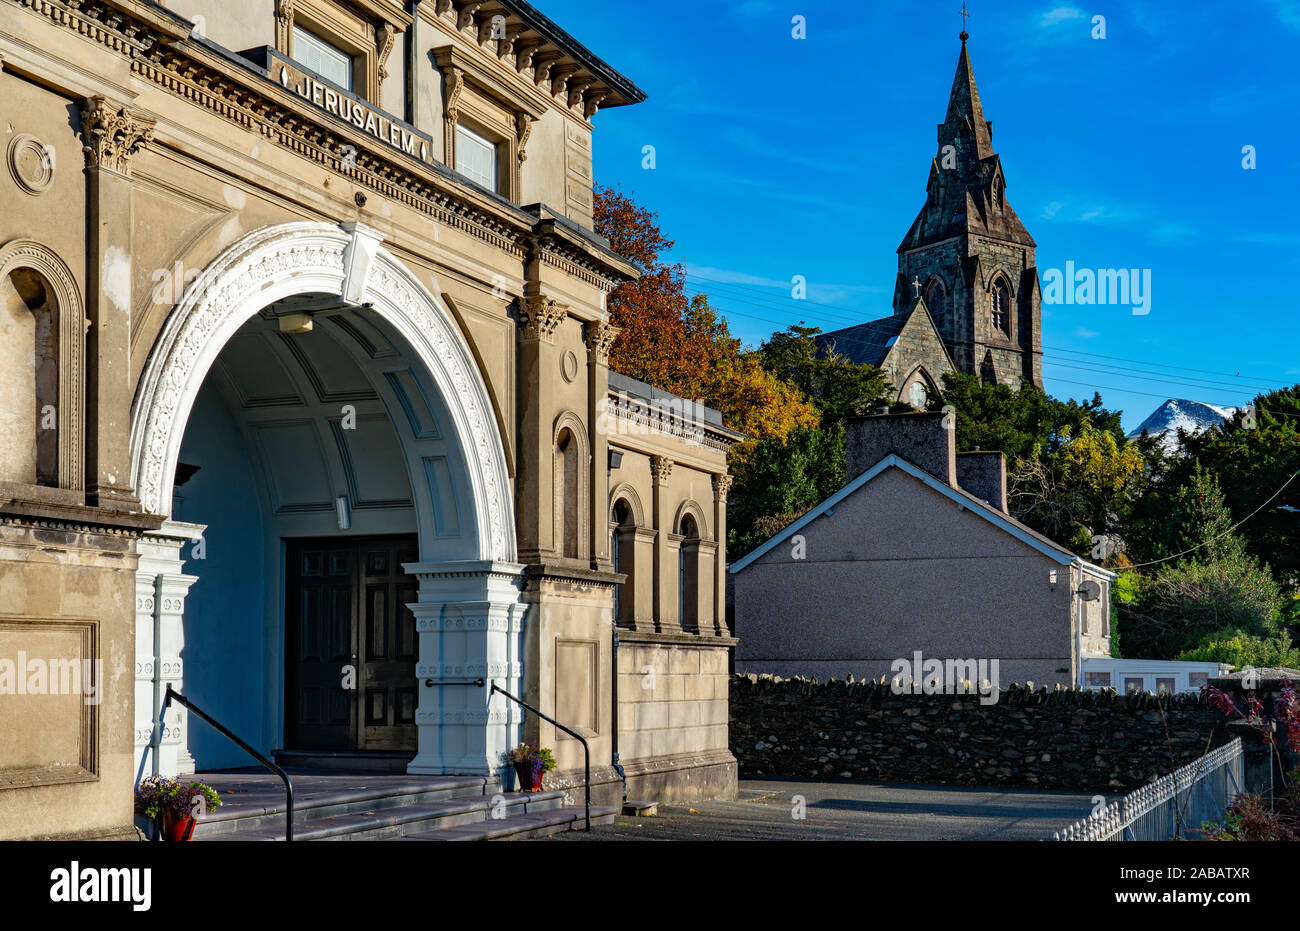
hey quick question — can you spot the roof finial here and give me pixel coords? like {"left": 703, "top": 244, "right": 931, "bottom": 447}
{"left": 959, "top": 2, "right": 970, "bottom": 42}
{"left": 912, "top": 275, "right": 923, "bottom": 298}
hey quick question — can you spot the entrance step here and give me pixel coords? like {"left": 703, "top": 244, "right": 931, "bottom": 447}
{"left": 272, "top": 750, "right": 414, "bottom": 774}
{"left": 200, "top": 790, "right": 572, "bottom": 841}
{"left": 399, "top": 805, "right": 618, "bottom": 841}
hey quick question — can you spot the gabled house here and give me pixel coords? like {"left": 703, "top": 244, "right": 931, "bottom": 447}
{"left": 730, "top": 411, "right": 1114, "bottom": 688}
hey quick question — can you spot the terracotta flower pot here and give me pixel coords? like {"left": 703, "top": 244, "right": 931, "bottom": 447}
{"left": 159, "top": 808, "right": 197, "bottom": 842}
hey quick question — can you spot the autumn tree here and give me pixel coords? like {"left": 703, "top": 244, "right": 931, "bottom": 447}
{"left": 593, "top": 185, "right": 816, "bottom": 462}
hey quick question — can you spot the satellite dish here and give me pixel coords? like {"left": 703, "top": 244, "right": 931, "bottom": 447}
{"left": 1078, "top": 580, "right": 1103, "bottom": 602}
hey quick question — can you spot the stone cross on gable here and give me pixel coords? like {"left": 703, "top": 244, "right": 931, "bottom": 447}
{"left": 912, "top": 276, "right": 922, "bottom": 298}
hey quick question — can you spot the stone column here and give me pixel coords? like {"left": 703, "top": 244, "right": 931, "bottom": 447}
{"left": 81, "top": 96, "right": 154, "bottom": 510}
{"left": 586, "top": 320, "right": 619, "bottom": 572}
{"left": 650, "top": 455, "right": 674, "bottom": 633}
{"left": 711, "top": 474, "right": 732, "bottom": 636}
{"left": 515, "top": 295, "right": 567, "bottom": 563}
{"left": 133, "top": 521, "right": 204, "bottom": 777}
{"left": 405, "top": 560, "right": 527, "bottom": 779}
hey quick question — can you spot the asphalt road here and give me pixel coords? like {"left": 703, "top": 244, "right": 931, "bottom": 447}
{"left": 540, "top": 776, "right": 1099, "bottom": 841}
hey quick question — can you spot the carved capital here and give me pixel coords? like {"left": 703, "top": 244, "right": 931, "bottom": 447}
{"left": 712, "top": 473, "right": 733, "bottom": 503}
{"left": 80, "top": 96, "right": 155, "bottom": 175}
{"left": 585, "top": 320, "right": 620, "bottom": 365}
{"left": 650, "top": 455, "right": 673, "bottom": 485}
{"left": 519, "top": 295, "right": 567, "bottom": 342}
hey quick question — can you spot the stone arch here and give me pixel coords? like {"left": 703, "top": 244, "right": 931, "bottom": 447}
{"left": 922, "top": 273, "right": 948, "bottom": 331}
{"left": 898, "top": 364, "right": 939, "bottom": 409}
{"left": 988, "top": 271, "right": 1014, "bottom": 336}
{"left": 129, "top": 221, "right": 514, "bottom": 561}
{"left": 0, "top": 239, "right": 85, "bottom": 490}
{"left": 551, "top": 410, "right": 590, "bottom": 560}
{"left": 673, "top": 498, "right": 710, "bottom": 542}
{"left": 608, "top": 481, "right": 646, "bottom": 528}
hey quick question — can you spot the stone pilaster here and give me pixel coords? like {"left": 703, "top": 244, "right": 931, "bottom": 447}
{"left": 405, "top": 560, "right": 527, "bottom": 778}
{"left": 711, "top": 473, "right": 732, "bottom": 636}
{"left": 650, "top": 455, "right": 674, "bottom": 633}
{"left": 586, "top": 319, "right": 619, "bottom": 572}
{"left": 133, "top": 521, "right": 203, "bottom": 777}
{"left": 81, "top": 96, "right": 155, "bottom": 509}
{"left": 515, "top": 295, "right": 568, "bottom": 563}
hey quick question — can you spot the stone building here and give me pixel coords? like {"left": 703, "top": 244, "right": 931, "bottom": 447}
{"left": 730, "top": 411, "right": 1113, "bottom": 687}
{"left": 818, "top": 31, "right": 1044, "bottom": 400}
{"left": 0, "top": 0, "right": 738, "bottom": 840}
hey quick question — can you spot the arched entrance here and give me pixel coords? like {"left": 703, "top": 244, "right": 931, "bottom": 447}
{"left": 129, "top": 222, "right": 525, "bottom": 779}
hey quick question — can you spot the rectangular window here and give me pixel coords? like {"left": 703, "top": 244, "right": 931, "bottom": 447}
{"left": 293, "top": 24, "right": 354, "bottom": 90}
{"left": 1156, "top": 677, "right": 1176, "bottom": 695}
{"left": 1188, "top": 671, "right": 1209, "bottom": 689}
{"left": 1084, "top": 672, "right": 1111, "bottom": 687}
{"left": 1124, "top": 677, "right": 1144, "bottom": 695}
{"left": 455, "top": 124, "right": 498, "bottom": 191}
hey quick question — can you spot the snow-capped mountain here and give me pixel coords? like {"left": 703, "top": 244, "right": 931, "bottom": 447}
{"left": 1127, "top": 398, "right": 1240, "bottom": 454}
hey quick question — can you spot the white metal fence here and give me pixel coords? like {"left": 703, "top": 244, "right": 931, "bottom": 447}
{"left": 1051, "top": 738, "right": 1243, "bottom": 841}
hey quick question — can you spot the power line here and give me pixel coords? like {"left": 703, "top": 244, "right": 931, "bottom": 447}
{"left": 682, "top": 275, "right": 1299, "bottom": 388}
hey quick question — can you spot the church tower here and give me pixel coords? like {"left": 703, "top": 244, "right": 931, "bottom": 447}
{"left": 893, "top": 30, "right": 1043, "bottom": 390}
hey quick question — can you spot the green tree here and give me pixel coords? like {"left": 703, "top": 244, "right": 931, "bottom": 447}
{"left": 1118, "top": 465, "right": 1285, "bottom": 658}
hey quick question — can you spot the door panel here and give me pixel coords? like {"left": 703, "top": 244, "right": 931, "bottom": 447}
{"left": 285, "top": 536, "right": 418, "bottom": 752}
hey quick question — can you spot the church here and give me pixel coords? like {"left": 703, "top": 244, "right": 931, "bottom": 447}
{"left": 817, "top": 29, "right": 1044, "bottom": 406}
{"left": 0, "top": 0, "right": 738, "bottom": 840}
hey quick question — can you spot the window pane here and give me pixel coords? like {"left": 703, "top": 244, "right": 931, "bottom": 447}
{"left": 1156, "top": 678, "right": 1175, "bottom": 695}
{"left": 293, "top": 25, "right": 353, "bottom": 90}
{"left": 455, "top": 125, "right": 498, "bottom": 191}
{"left": 1084, "top": 672, "right": 1111, "bottom": 687}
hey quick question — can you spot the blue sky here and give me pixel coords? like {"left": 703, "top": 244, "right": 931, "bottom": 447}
{"left": 543, "top": 0, "right": 1300, "bottom": 431}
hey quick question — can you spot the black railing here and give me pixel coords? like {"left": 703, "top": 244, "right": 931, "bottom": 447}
{"left": 490, "top": 682, "right": 590, "bottom": 831}
{"left": 162, "top": 685, "right": 296, "bottom": 841}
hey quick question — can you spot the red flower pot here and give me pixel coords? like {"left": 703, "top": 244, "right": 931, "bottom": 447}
{"left": 159, "top": 808, "right": 197, "bottom": 842}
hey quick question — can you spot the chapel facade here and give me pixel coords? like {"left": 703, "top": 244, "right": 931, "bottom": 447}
{"left": 0, "top": 0, "right": 738, "bottom": 841}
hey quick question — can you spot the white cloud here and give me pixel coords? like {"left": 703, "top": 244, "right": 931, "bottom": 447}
{"left": 1273, "top": 1, "right": 1300, "bottom": 31}
{"left": 1038, "top": 5, "right": 1085, "bottom": 27}
{"left": 1073, "top": 326, "right": 1099, "bottom": 339}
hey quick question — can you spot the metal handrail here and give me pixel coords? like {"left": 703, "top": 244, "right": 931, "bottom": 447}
{"left": 162, "top": 685, "right": 296, "bottom": 841}
{"left": 490, "top": 682, "right": 590, "bottom": 831}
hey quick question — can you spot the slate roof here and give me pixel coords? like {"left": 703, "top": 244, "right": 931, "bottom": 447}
{"left": 813, "top": 315, "right": 907, "bottom": 368}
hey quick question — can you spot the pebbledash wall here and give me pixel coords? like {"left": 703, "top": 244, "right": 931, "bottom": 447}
{"left": 731, "top": 675, "right": 1224, "bottom": 792}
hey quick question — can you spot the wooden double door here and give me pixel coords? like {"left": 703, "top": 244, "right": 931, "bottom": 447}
{"left": 285, "top": 536, "right": 419, "bottom": 752}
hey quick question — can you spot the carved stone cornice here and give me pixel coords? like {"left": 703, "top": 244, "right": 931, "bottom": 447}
{"left": 518, "top": 295, "right": 567, "bottom": 342}
{"left": 585, "top": 320, "right": 620, "bottom": 365}
{"left": 583, "top": 90, "right": 608, "bottom": 120}
{"left": 712, "top": 473, "right": 734, "bottom": 503}
{"left": 650, "top": 455, "right": 673, "bottom": 485}
{"left": 80, "top": 96, "right": 155, "bottom": 175}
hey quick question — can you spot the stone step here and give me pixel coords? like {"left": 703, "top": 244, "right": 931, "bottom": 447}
{"left": 199, "top": 791, "right": 569, "bottom": 841}
{"left": 399, "top": 805, "right": 618, "bottom": 841}
{"left": 622, "top": 799, "right": 659, "bottom": 816}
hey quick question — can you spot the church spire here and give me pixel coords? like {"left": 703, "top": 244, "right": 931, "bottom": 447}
{"left": 942, "top": 31, "right": 994, "bottom": 162}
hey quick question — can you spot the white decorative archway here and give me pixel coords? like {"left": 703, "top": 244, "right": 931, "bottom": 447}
{"left": 130, "top": 221, "right": 513, "bottom": 561}
{"left": 129, "top": 222, "right": 525, "bottom": 779}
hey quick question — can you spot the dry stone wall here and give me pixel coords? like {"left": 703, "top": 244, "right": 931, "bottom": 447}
{"left": 731, "top": 674, "right": 1223, "bottom": 791}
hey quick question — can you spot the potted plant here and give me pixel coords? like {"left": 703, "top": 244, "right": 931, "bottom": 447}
{"left": 507, "top": 743, "right": 556, "bottom": 792}
{"left": 134, "top": 775, "right": 222, "bottom": 841}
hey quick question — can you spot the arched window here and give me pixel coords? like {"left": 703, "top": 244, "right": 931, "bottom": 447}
{"left": 923, "top": 276, "right": 947, "bottom": 333}
{"left": 678, "top": 513, "right": 700, "bottom": 631}
{"left": 908, "top": 380, "right": 928, "bottom": 410}
{"left": 554, "top": 428, "right": 581, "bottom": 559}
{"left": 611, "top": 499, "right": 636, "bottom": 626}
{"left": 991, "top": 173, "right": 1003, "bottom": 207}
{"left": 991, "top": 279, "right": 1010, "bottom": 335}
{"left": 1, "top": 267, "right": 58, "bottom": 486}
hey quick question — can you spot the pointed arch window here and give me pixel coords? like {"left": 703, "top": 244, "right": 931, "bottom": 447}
{"left": 923, "top": 276, "right": 948, "bottom": 333}
{"left": 991, "top": 279, "right": 1010, "bottom": 335}
{"left": 991, "top": 172, "right": 1003, "bottom": 207}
